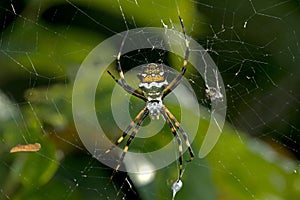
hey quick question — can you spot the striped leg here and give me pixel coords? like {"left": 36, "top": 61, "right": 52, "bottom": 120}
{"left": 107, "top": 31, "right": 147, "bottom": 102}
{"left": 110, "top": 109, "right": 149, "bottom": 180}
{"left": 162, "top": 105, "right": 194, "bottom": 162}
{"left": 160, "top": 109, "right": 184, "bottom": 180}
{"left": 162, "top": 16, "right": 190, "bottom": 99}
{"left": 105, "top": 106, "right": 147, "bottom": 154}
{"left": 107, "top": 70, "right": 147, "bottom": 102}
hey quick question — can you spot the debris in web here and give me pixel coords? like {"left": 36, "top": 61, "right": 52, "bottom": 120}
{"left": 205, "top": 69, "right": 224, "bottom": 102}
{"left": 10, "top": 143, "right": 41, "bottom": 153}
{"left": 205, "top": 86, "right": 224, "bottom": 101}
{"left": 171, "top": 179, "right": 183, "bottom": 200}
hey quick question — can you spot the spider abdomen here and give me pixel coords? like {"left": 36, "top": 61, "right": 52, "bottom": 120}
{"left": 138, "top": 63, "right": 168, "bottom": 90}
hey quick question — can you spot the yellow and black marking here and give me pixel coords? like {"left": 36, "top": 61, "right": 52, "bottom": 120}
{"left": 141, "top": 74, "right": 165, "bottom": 83}
{"left": 162, "top": 105, "right": 195, "bottom": 162}
{"left": 163, "top": 105, "right": 194, "bottom": 162}
{"left": 105, "top": 107, "right": 147, "bottom": 154}
{"left": 160, "top": 109, "right": 184, "bottom": 179}
{"left": 139, "top": 63, "right": 166, "bottom": 83}
{"left": 109, "top": 108, "right": 149, "bottom": 180}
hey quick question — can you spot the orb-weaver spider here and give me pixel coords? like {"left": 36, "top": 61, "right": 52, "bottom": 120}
{"left": 106, "top": 16, "right": 194, "bottom": 181}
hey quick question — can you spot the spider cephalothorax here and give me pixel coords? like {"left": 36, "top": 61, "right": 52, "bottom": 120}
{"left": 106, "top": 16, "right": 194, "bottom": 181}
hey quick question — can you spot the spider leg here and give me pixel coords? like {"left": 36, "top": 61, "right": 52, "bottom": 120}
{"left": 107, "top": 31, "right": 147, "bottom": 102}
{"left": 105, "top": 106, "right": 147, "bottom": 154}
{"left": 162, "top": 105, "right": 194, "bottom": 162}
{"left": 162, "top": 16, "right": 190, "bottom": 99}
{"left": 110, "top": 109, "right": 149, "bottom": 180}
{"left": 107, "top": 71, "right": 147, "bottom": 101}
{"left": 160, "top": 109, "right": 184, "bottom": 180}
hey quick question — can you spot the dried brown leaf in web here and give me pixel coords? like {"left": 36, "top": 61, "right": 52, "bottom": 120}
{"left": 10, "top": 143, "right": 41, "bottom": 153}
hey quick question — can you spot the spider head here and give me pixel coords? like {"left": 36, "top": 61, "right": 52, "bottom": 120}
{"left": 147, "top": 100, "right": 162, "bottom": 120}
{"left": 138, "top": 63, "right": 168, "bottom": 98}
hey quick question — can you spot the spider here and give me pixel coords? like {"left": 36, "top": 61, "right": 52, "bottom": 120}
{"left": 105, "top": 16, "right": 194, "bottom": 181}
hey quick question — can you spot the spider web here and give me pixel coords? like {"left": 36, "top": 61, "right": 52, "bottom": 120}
{"left": 1, "top": 0, "right": 300, "bottom": 200}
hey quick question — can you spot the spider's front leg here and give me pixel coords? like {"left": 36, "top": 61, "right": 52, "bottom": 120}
{"left": 107, "top": 29, "right": 147, "bottom": 102}
{"left": 162, "top": 16, "right": 190, "bottom": 99}
{"left": 107, "top": 70, "right": 147, "bottom": 102}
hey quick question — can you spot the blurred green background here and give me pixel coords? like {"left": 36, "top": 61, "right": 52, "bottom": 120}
{"left": 1, "top": 0, "right": 300, "bottom": 199}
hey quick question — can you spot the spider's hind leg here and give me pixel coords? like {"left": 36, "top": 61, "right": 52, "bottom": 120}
{"left": 160, "top": 109, "right": 184, "bottom": 180}
{"left": 105, "top": 107, "right": 147, "bottom": 154}
{"left": 109, "top": 108, "right": 149, "bottom": 180}
{"left": 162, "top": 105, "right": 194, "bottom": 162}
